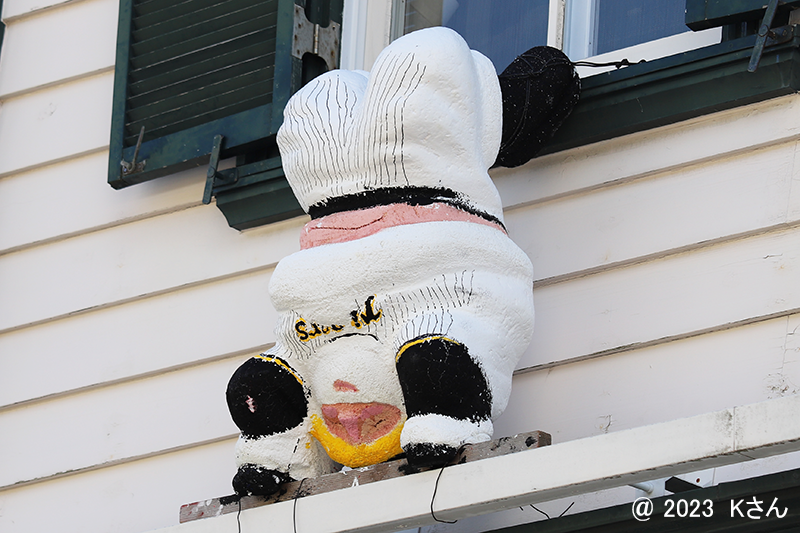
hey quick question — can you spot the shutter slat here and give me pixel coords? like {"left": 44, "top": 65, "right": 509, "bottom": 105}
{"left": 134, "top": 0, "right": 229, "bottom": 29}
{"left": 129, "top": 48, "right": 274, "bottom": 108}
{"left": 129, "top": 28, "right": 275, "bottom": 84}
{"left": 132, "top": 1, "right": 276, "bottom": 52}
{"left": 126, "top": 64, "right": 274, "bottom": 122}
{"left": 117, "top": 0, "right": 290, "bottom": 150}
{"left": 124, "top": 90, "right": 273, "bottom": 145}
{"left": 121, "top": 0, "right": 280, "bottom": 148}
{"left": 134, "top": 0, "right": 193, "bottom": 17}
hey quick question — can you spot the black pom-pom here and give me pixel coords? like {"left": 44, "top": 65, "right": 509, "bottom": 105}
{"left": 495, "top": 46, "right": 581, "bottom": 168}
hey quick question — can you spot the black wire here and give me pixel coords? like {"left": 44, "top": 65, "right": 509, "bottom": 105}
{"left": 529, "top": 501, "right": 576, "bottom": 520}
{"left": 430, "top": 463, "right": 458, "bottom": 524}
{"left": 293, "top": 478, "right": 307, "bottom": 533}
{"left": 429, "top": 445, "right": 471, "bottom": 524}
{"left": 236, "top": 497, "right": 242, "bottom": 533}
{"left": 572, "top": 58, "right": 647, "bottom": 69}
{"left": 530, "top": 504, "right": 550, "bottom": 519}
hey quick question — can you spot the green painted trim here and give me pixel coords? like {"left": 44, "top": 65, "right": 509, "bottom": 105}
{"left": 271, "top": 0, "right": 300, "bottom": 130}
{"left": 686, "top": 0, "right": 800, "bottom": 31}
{"left": 488, "top": 468, "right": 800, "bottom": 533}
{"left": 541, "top": 32, "right": 800, "bottom": 155}
{"left": 0, "top": 0, "right": 6, "bottom": 53}
{"left": 108, "top": 0, "right": 290, "bottom": 190}
{"left": 112, "top": 102, "right": 276, "bottom": 188}
{"left": 215, "top": 167, "right": 304, "bottom": 230}
{"left": 108, "top": 0, "right": 134, "bottom": 189}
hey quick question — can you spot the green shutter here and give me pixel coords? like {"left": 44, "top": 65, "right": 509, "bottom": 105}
{"left": 686, "top": 0, "right": 800, "bottom": 31}
{"left": 0, "top": 0, "right": 5, "bottom": 53}
{"left": 109, "top": 0, "right": 342, "bottom": 230}
{"left": 108, "top": 0, "right": 297, "bottom": 189}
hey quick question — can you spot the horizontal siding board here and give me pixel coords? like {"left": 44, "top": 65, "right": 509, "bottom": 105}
{"left": 500, "top": 314, "right": 800, "bottom": 445}
{"left": 0, "top": 153, "right": 206, "bottom": 254}
{"left": 0, "top": 439, "right": 237, "bottom": 533}
{"left": 493, "top": 94, "right": 800, "bottom": 210}
{"left": 506, "top": 141, "right": 799, "bottom": 282}
{"left": 0, "top": 73, "right": 113, "bottom": 177}
{"left": 2, "top": 313, "right": 797, "bottom": 493}
{"left": 0, "top": 205, "right": 304, "bottom": 332}
{"left": 2, "top": 0, "right": 86, "bottom": 20}
{"left": 0, "top": 0, "right": 117, "bottom": 98}
{"left": 0, "top": 269, "right": 277, "bottom": 407}
{"left": 521, "top": 226, "right": 800, "bottom": 369}
{"left": 0, "top": 357, "right": 244, "bottom": 487}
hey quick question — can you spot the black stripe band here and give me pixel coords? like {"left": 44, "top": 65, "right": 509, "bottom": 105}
{"left": 307, "top": 186, "right": 505, "bottom": 230}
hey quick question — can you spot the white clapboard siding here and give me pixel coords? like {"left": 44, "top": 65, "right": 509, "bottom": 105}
{"left": 0, "top": 73, "right": 113, "bottom": 178}
{"left": 5, "top": 308, "right": 796, "bottom": 490}
{"left": 493, "top": 94, "right": 800, "bottom": 209}
{"left": 0, "top": 269, "right": 276, "bottom": 407}
{"left": 506, "top": 140, "right": 799, "bottom": 282}
{"left": 0, "top": 0, "right": 116, "bottom": 98}
{"left": 500, "top": 314, "right": 800, "bottom": 444}
{"left": 2, "top": 0, "right": 86, "bottom": 19}
{"left": 0, "top": 438, "right": 238, "bottom": 533}
{"left": 0, "top": 206, "right": 306, "bottom": 332}
{"left": 0, "top": 355, "right": 246, "bottom": 488}
{"left": 519, "top": 225, "right": 800, "bottom": 369}
{"left": 0, "top": 153, "right": 211, "bottom": 254}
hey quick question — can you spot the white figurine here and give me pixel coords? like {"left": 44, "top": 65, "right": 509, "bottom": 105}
{"left": 226, "top": 27, "right": 579, "bottom": 496}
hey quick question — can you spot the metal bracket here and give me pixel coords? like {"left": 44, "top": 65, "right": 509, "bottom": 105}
{"left": 120, "top": 126, "right": 146, "bottom": 175}
{"left": 292, "top": 3, "right": 341, "bottom": 71}
{"left": 749, "top": 0, "right": 781, "bottom": 72}
{"left": 202, "top": 135, "right": 238, "bottom": 205}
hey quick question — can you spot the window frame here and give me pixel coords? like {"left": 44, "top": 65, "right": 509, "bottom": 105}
{"left": 387, "top": 0, "right": 800, "bottom": 159}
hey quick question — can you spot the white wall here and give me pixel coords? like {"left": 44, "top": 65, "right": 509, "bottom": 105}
{"left": 1, "top": 1, "right": 799, "bottom": 532}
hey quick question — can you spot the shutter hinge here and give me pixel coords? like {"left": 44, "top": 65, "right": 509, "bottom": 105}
{"left": 292, "top": 3, "right": 341, "bottom": 70}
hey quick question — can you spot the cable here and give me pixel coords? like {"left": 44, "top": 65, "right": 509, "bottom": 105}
{"left": 572, "top": 58, "right": 647, "bottom": 69}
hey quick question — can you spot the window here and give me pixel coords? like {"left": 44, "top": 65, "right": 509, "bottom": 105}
{"left": 399, "top": 0, "right": 549, "bottom": 73}
{"left": 395, "top": 0, "right": 700, "bottom": 71}
{"left": 393, "top": 0, "right": 800, "bottom": 159}
{"left": 108, "top": 0, "right": 342, "bottom": 229}
{"left": 564, "top": 0, "right": 687, "bottom": 60}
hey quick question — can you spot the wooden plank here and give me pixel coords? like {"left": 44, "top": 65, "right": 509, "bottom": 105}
{"left": 2, "top": 0, "right": 90, "bottom": 20}
{"left": 0, "top": 203, "right": 304, "bottom": 332}
{"left": 0, "top": 0, "right": 117, "bottom": 98}
{"left": 0, "top": 269, "right": 277, "bottom": 407}
{"left": 179, "top": 430, "right": 552, "bottom": 523}
{"left": 519, "top": 225, "right": 800, "bottom": 369}
{"left": 0, "top": 356, "right": 245, "bottom": 488}
{"left": 505, "top": 140, "right": 798, "bottom": 282}
{"left": 0, "top": 438, "right": 239, "bottom": 533}
{"left": 500, "top": 314, "right": 800, "bottom": 445}
{"left": 0, "top": 72, "right": 113, "bottom": 178}
{"left": 492, "top": 93, "right": 800, "bottom": 211}
{"left": 0, "top": 152, "right": 206, "bottom": 255}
